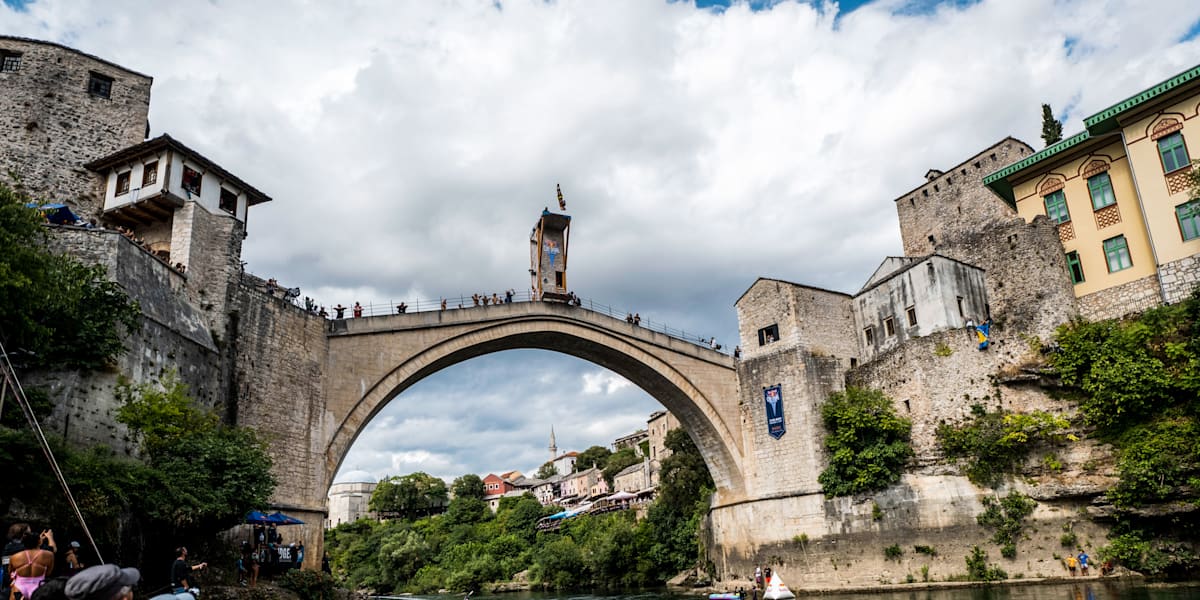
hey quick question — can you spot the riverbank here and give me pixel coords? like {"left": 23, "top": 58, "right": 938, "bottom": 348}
{"left": 687, "top": 572, "right": 1148, "bottom": 596}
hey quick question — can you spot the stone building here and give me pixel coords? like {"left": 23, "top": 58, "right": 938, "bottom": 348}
{"left": 325, "top": 470, "right": 377, "bottom": 528}
{"left": 646, "top": 409, "right": 679, "bottom": 486}
{"left": 985, "top": 62, "right": 1200, "bottom": 319}
{"left": 0, "top": 36, "right": 152, "bottom": 217}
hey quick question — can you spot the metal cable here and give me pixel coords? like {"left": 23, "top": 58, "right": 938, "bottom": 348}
{"left": 0, "top": 340, "right": 104, "bottom": 564}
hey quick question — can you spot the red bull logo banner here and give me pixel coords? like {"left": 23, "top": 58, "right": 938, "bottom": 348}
{"left": 764, "top": 385, "right": 786, "bottom": 439}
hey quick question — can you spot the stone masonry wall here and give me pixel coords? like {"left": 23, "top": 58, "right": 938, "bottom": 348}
{"left": 846, "top": 327, "right": 1065, "bottom": 461}
{"left": 173, "top": 201, "right": 246, "bottom": 336}
{"left": 736, "top": 279, "right": 855, "bottom": 363}
{"left": 0, "top": 36, "right": 151, "bottom": 217}
{"left": 894, "top": 138, "right": 1033, "bottom": 257}
{"left": 1158, "top": 254, "right": 1199, "bottom": 305}
{"left": 31, "top": 227, "right": 221, "bottom": 453}
{"left": 736, "top": 350, "right": 845, "bottom": 499}
{"left": 1076, "top": 273, "right": 1162, "bottom": 321}
{"left": 229, "top": 281, "right": 329, "bottom": 567}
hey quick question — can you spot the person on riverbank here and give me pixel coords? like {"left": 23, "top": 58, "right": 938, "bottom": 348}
{"left": 8, "top": 529, "right": 56, "bottom": 600}
{"left": 1066, "top": 554, "right": 1078, "bottom": 575}
{"left": 63, "top": 542, "right": 83, "bottom": 575}
{"left": 1077, "top": 550, "right": 1089, "bottom": 575}
{"left": 170, "top": 547, "right": 206, "bottom": 594}
{"left": 3, "top": 524, "right": 29, "bottom": 594}
{"left": 754, "top": 565, "right": 762, "bottom": 589}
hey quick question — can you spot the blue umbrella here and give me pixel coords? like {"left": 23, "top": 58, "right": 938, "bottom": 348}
{"left": 245, "top": 510, "right": 274, "bottom": 524}
{"left": 268, "top": 511, "right": 305, "bottom": 525}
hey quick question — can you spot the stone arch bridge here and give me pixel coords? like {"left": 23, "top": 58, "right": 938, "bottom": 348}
{"left": 318, "top": 301, "right": 743, "bottom": 503}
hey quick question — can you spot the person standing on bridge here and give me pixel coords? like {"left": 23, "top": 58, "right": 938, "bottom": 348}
{"left": 491, "top": 293, "right": 501, "bottom": 305}
{"left": 396, "top": 303, "right": 407, "bottom": 314}
{"left": 505, "top": 289, "right": 513, "bottom": 303}
{"left": 353, "top": 302, "right": 363, "bottom": 318}
{"left": 334, "top": 304, "right": 346, "bottom": 319}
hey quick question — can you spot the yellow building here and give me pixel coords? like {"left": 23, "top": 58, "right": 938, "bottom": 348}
{"left": 985, "top": 64, "right": 1200, "bottom": 320}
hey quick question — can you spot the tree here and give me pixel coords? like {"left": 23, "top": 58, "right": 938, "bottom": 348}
{"left": 638, "top": 428, "right": 713, "bottom": 580}
{"left": 817, "top": 387, "right": 913, "bottom": 497}
{"left": 114, "top": 371, "right": 276, "bottom": 532}
{"left": 1041, "top": 104, "right": 1063, "bottom": 147}
{"left": 0, "top": 182, "right": 140, "bottom": 370}
{"left": 575, "top": 445, "right": 611, "bottom": 472}
{"left": 535, "top": 461, "right": 558, "bottom": 479}
{"left": 371, "top": 472, "right": 449, "bottom": 520}
{"left": 601, "top": 446, "right": 641, "bottom": 488}
{"left": 450, "top": 474, "right": 486, "bottom": 500}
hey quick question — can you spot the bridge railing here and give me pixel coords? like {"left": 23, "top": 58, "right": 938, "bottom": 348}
{"left": 272, "top": 283, "right": 731, "bottom": 355}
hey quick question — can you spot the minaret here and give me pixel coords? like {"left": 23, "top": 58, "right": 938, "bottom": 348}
{"left": 549, "top": 426, "right": 558, "bottom": 461}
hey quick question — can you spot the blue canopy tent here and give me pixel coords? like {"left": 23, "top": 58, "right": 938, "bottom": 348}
{"left": 26, "top": 203, "right": 79, "bottom": 225}
{"left": 245, "top": 510, "right": 274, "bottom": 524}
{"left": 268, "top": 511, "right": 304, "bottom": 525}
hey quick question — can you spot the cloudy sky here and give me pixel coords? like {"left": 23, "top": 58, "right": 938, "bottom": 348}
{"left": 5, "top": 0, "right": 1200, "bottom": 485}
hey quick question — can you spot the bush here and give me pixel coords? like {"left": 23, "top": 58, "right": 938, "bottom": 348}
{"left": 817, "top": 387, "right": 913, "bottom": 497}
{"left": 1060, "top": 531, "right": 1078, "bottom": 548}
{"left": 884, "top": 545, "right": 903, "bottom": 560}
{"left": 977, "top": 491, "right": 1036, "bottom": 558}
{"left": 914, "top": 545, "right": 937, "bottom": 556}
{"left": 965, "top": 546, "right": 1007, "bottom": 581}
{"left": 279, "top": 569, "right": 335, "bottom": 600}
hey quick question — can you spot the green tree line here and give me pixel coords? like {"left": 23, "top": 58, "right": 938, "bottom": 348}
{"left": 325, "top": 428, "right": 713, "bottom": 594}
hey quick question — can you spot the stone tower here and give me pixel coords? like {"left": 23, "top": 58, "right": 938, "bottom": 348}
{"left": 0, "top": 36, "right": 152, "bottom": 217}
{"left": 529, "top": 188, "right": 572, "bottom": 301}
{"left": 548, "top": 426, "right": 557, "bottom": 462}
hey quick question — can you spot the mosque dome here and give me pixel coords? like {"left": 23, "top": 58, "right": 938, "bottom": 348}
{"left": 335, "top": 469, "right": 377, "bottom": 484}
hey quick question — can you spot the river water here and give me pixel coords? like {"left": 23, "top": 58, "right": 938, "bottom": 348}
{"left": 378, "top": 583, "right": 1200, "bottom": 600}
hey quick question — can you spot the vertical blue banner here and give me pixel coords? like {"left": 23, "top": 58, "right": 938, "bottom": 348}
{"left": 764, "top": 385, "right": 786, "bottom": 439}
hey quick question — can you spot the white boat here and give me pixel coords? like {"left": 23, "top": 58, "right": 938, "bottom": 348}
{"left": 762, "top": 572, "right": 795, "bottom": 600}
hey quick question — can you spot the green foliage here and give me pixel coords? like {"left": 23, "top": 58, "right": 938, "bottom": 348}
{"left": 278, "top": 569, "right": 336, "bottom": 600}
{"left": 370, "top": 472, "right": 449, "bottom": 520}
{"left": 965, "top": 546, "right": 1008, "bottom": 581}
{"left": 1060, "top": 531, "right": 1078, "bottom": 548}
{"left": 871, "top": 501, "right": 882, "bottom": 521}
{"left": 1099, "top": 529, "right": 1199, "bottom": 578}
{"left": 324, "top": 430, "right": 714, "bottom": 593}
{"left": 1041, "top": 104, "right": 1063, "bottom": 147}
{"left": 451, "top": 473, "right": 486, "bottom": 500}
{"left": 575, "top": 445, "right": 612, "bottom": 472}
{"left": 1107, "top": 417, "right": 1200, "bottom": 508}
{"left": 976, "top": 491, "right": 1036, "bottom": 558}
{"left": 817, "top": 387, "right": 913, "bottom": 497}
{"left": 920, "top": 564, "right": 930, "bottom": 582}
{"left": 1051, "top": 298, "right": 1199, "bottom": 432}
{"left": 936, "top": 405, "right": 1071, "bottom": 487}
{"left": 914, "top": 545, "right": 937, "bottom": 556}
{"left": 535, "top": 461, "right": 558, "bottom": 479}
{"left": 115, "top": 370, "right": 275, "bottom": 531}
{"left": 884, "top": 544, "right": 903, "bottom": 560}
{"left": 601, "top": 446, "right": 641, "bottom": 488}
{"left": 0, "top": 182, "right": 140, "bottom": 370}
{"left": 934, "top": 342, "right": 954, "bottom": 357}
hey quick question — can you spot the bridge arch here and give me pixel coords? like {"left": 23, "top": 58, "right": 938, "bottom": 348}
{"left": 322, "top": 303, "right": 744, "bottom": 500}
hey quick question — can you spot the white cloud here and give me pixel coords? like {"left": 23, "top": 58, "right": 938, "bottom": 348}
{"left": 582, "top": 371, "right": 633, "bottom": 395}
{"left": 5, "top": 0, "right": 1200, "bottom": 485}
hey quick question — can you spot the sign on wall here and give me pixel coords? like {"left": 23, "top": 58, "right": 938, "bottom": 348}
{"left": 764, "top": 385, "right": 786, "bottom": 439}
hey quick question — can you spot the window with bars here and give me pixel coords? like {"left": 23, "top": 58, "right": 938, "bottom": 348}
{"left": 1158, "top": 132, "right": 1190, "bottom": 173}
{"left": 863, "top": 327, "right": 875, "bottom": 347}
{"left": 884, "top": 317, "right": 896, "bottom": 337}
{"left": 88, "top": 72, "right": 113, "bottom": 98}
{"left": 115, "top": 172, "right": 131, "bottom": 196}
{"left": 1103, "top": 236, "right": 1132, "bottom": 272}
{"left": 1, "top": 50, "right": 21, "bottom": 72}
{"left": 1066, "top": 251, "right": 1085, "bottom": 284}
{"left": 1044, "top": 190, "right": 1070, "bottom": 224}
{"left": 1178, "top": 200, "right": 1200, "bottom": 241}
{"left": 1087, "top": 172, "right": 1116, "bottom": 210}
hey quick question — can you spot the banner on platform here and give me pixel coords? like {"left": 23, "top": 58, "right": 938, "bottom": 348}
{"left": 764, "top": 385, "right": 786, "bottom": 439}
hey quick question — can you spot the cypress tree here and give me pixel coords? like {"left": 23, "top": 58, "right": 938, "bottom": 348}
{"left": 1041, "top": 104, "right": 1063, "bottom": 147}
